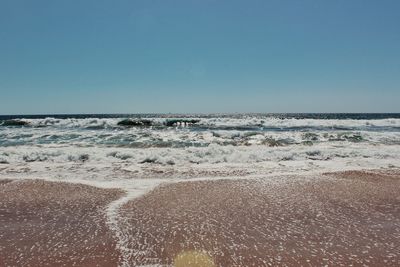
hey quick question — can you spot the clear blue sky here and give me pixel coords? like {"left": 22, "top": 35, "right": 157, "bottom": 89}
{"left": 1, "top": 0, "right": 399, "bottom": 114}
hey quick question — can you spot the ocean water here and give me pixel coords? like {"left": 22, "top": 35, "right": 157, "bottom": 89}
{"left": 1, "top": 113, "right": 400, "bottom": 183}
{"left": 2, "top": 113, "right": 400, "bottom": 266}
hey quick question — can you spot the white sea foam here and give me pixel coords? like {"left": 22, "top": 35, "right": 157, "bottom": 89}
{"left": 5, "top": 116, "right": 400, "bottom": 129}
{"left": 1, "top": 115, "right": 400, "bottom": 267}
{"left": 1, "top": 142, "right": 399, "bottom": 182}
{"left": 104, "top": 179, "right": 168, "bottom": 267}
{"left": 200, "top": 117, "right": 400, "bottom": 128}
{"left": 2, "top": 116, "right": 400, "bottom": 161}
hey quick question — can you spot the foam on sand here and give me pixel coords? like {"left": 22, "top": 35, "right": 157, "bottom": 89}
{"left": 0, "top": 179, "right": 123, "bottom": 267}
{"left": 1, "top": 114, "right": 400, "bottom": 266}
{"left": 115, "top": 170, "right": 400, "bottom": 266}
{"left": 104, "top": 179, "right": 168, "bottom": 267}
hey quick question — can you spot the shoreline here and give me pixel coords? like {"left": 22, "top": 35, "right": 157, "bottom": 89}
{"left": 1, "top": 169, "right": 399, "bottom": 266}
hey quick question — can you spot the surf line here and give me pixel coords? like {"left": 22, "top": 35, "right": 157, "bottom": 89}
{"left": 105, "top": 179, "right": 170, "bottom": 267}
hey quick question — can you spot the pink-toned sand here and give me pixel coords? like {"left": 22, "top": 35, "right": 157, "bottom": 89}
{"left": 0, "top": 180, "right": 123, "bottom": 267}
{"left": 118, "top": 170, "right": 400, "bottom": 266}
{"left": 1, "top": 170, "right": 399, "bottom": 267}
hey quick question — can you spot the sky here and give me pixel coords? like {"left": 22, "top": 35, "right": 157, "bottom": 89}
{"left": 0, "top": 0, "right": 399, "bottom": 114}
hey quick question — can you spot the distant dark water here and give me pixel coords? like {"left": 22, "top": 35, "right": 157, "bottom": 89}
{"left": 1, "top": 113, "right": 400, "bottom": 120}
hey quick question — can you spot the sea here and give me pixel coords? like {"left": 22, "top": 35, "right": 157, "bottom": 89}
{"left": 2, "top": 113, "right": 400, "bottom": 266}
{"left": 1, "top": 113, "right": 400, "bottom": 184}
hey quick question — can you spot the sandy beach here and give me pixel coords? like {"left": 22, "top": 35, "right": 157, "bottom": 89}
{"left": 2, "top": 0, "right": 400, "bottom": 264}
{"left": 1, "top": 170, "right": 400, "bottom": 266}
{"left": 117, "top": 170, "right": 400, "bottom": 266}
{"left": 0, "top": 180, "right": 123, "bottom": 267}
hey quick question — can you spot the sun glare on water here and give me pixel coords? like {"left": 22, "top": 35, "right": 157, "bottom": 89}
{"left": 174, "top": 251, "right": 216, "bottom": 267}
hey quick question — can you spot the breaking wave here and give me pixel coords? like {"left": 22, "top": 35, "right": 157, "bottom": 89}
{"left": 1, "top": 113, "right": 399, "bottom": 181}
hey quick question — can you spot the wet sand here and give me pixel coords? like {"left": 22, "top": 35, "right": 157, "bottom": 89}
{"left": 1, "top": 170, "right": 400, "bottom": 267}
{"left": 0, "top": 179, "right": 123, "bottom": 267}
{"left": 118, "top": 170, "right": 400, "bottom": 266}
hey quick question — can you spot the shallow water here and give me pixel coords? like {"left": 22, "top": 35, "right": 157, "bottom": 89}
{"left": 1, "top": 114, "right": 400, "bottom": 267}
{"left": 1, "top": 113, "right": 399, "bottom": 183}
